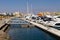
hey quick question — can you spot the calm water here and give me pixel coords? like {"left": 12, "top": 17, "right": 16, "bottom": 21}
{"left": 7, "top": 18, "right": 57, "bottom": 40}
{"left": 7, "top": 24, "right": 57, "bottom": 40}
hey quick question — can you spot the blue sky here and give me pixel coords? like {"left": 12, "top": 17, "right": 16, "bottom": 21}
{"left": 0, "top": 0, "right": 60, "bottom": 14}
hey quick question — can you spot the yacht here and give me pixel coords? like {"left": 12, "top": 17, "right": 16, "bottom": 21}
{"left": 38, "top": 16, "right": 60, "bottom": 27}
{"left": 43, "top": 16, "right": 60, "bottom": 27}
{"left": 48, "top": 16, "right": 60, "bottom": 27}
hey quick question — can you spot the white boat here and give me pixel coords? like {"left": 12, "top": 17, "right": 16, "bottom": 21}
{"left": 25, "top": 16, "right": 31, "bottom": 20}
{"left": 38, "top": 16, "right": 60, "bottom": 27}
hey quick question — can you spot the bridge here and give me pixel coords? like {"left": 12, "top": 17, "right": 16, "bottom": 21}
{"left": 7, "top": 19, "right": 29, "bottom": 24}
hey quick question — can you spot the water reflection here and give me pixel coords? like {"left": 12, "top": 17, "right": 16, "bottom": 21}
{"left": 8, "top": 24, "right": 57, "bottom": 40}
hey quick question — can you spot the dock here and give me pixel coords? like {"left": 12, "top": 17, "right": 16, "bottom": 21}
{"left": 0, "top": 18, "right": 11, "bottom": 31}
{"left": 23, "top": 19, "right": 60, "bottom": 37}
{"left": 0, "top": 18, "right": 11, "bottom": 40}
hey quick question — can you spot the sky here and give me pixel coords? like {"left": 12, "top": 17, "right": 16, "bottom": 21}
{"left": 0, "top": 0, "right": 60, "bottom": 14}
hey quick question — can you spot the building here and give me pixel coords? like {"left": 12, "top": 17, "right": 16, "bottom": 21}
{"left": 37, "top": 12, "right": 44, "bottom": 17}
{"left": 13, "top": 12, "right": 22, "bottom": 17}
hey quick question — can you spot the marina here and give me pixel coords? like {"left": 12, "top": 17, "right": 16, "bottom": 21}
{"left": 0, "top": 0, "right": 60, "bottom": 40}
{"left": 0, "top": 17, "right": 60, "bottom": 40}
{"left": 7, "top": 18, "right": 59, "bottom": 40}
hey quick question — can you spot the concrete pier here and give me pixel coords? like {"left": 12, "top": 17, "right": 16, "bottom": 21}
{"left": 0, "top": 18, "right": 11, "bottom": 40}
{"left": 0, "top": 20, "right": 5, "bottom": 28}
{"left": 0, "top": 30, "right": 10, "bottom": 40}
{"left": 25, "top": 19, "right": 60, "bottom": 37}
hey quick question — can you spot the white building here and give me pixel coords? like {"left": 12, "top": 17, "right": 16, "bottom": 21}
{"left": 13, "top": 12, "right": 22, "bottom": 17}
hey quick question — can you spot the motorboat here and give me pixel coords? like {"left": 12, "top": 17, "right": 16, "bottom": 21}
{"left": 38, "top": 16, "right": 60, "bottom": 27}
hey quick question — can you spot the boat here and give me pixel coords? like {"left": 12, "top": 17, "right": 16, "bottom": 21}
{"left": 38, "top": 16, "right": 60, "bottom": 27}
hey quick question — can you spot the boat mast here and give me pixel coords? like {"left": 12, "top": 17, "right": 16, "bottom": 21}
{"left": 27, "top": 1, "right": 29, "bottom": 14}
{"left": 31, "top": 4, "right": 32, "bottom": 14}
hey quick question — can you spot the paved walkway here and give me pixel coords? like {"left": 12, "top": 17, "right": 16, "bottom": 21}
{"left": 0, "top": 30, "right": 10, "bottom": 40}
{"left": 0, "top": 20, "right": 5, "bottom": 28}
{"left": 0, "top": 18, "right": 11, "bottom": 40}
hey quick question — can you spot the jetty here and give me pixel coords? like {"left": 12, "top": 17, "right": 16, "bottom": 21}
{"left": 0, "top": 18, "right": 12, "bottom": 40}
{"left": 22, "top": 18, "right": 60, "bottom": 37}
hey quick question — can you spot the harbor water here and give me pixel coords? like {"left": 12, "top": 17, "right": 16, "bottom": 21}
{"left": 7, "top": 18, "right": 58, "bottom": 40}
